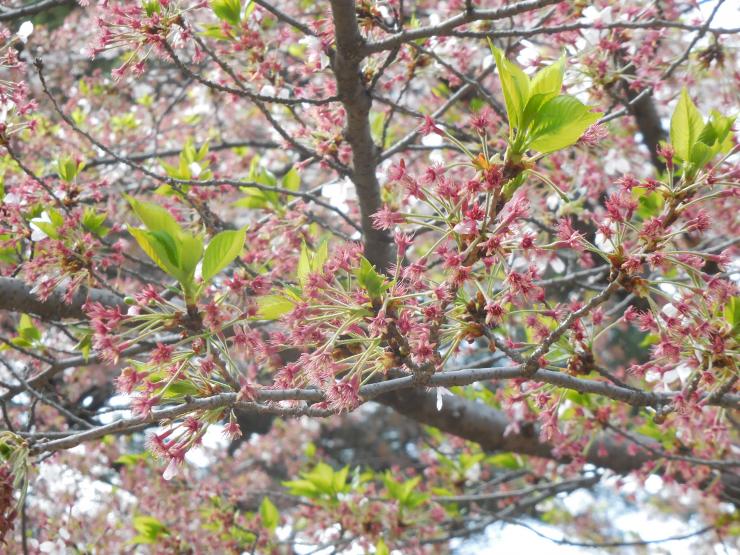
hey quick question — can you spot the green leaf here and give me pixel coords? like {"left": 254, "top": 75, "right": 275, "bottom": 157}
{"left": 210, "top": 0, "right": 242, "bottom": 25}
{"left": 30, "top": 209, "right": 63, "bottom": 240}
{"left": 48, "top": 208, "right": 64, "bottom": 227}
{"left": 282, "top": 167, "right": 300, "bottom": 192}
{"left": 73, "top": 333, "right": 92, "bottom": 362}
{"left": 233, "top": 188, "right": 269, "bottom": 209}
{"left": 161, "top": 380, "right": 201, "bottom": 399}
{"left": 490, "top": 44, "right": 530, "bottom": 132}
{"left": 131, "top": 515, "right": 169, "bottom": 545}
{"left": 519, "top": 92, "right": 554, "bottom": 133}
{"left": 259, "top": 497, "right": 279, "bottom": 532}
{"left": 115, "top": 452, "right": 148, "bottom": 467}
{"left": 725, "top": 296, "right": 740, "bottom": 331}
{"left": 312, "top": 240, "right": 329, "bottom": 273}
{"left": 56, "top": 156, "right": 84, "bottom": 182}
{"left": 148, "top": 230, "right": 181, "bottom": 269}
{"left": 488, "top": 453, "right": 521, "bottom": 470}
{"left": 142, "top": 0, "right": 161, "bottom": 17}
{"left": 10, "top": 337, "right": 31, "bottom": 348}
{"left": 521, "top": 55, "right": 565, "bottom": 129}
{"left": 529, "top": 54, "right": 565, "bottom": 99}
{"left": 670, "top": 88, "right": 704, "bottom": 161}
{"left": 691, "top": 110, "right": 736, "bottom": 168}
{"left": 689, "top": 141, "right": 713, "bottom": 169}
{"left": 229, "top": 525, "right": 256, "bottom": 545}
{"left": 286, "top": 463, "right": 350, "bottom": 499}
{"left": 310, "top": 462, "right": 336, "bottom": 495}
{"left": 297, "top": 241, "right": 311, "bottom": 286}
{"left": 399, "top": 476, "right": 422, "bottom": 502}
{"left": 256, "top": 295, "right": 295, "bottom": 320}
{"left": 332, "top": 465, "right": 349, "bottom": 494}
{"left": 128, "top": 228, "right": 181, "bottom": 278}
{"left": 564, "top": 390, "right": 594, "bottom": 408}
{"left": 639, "top": 333, "right": 659, "bottom": 348}
{"left": 31, "top": 220, "right": 59, "bottom": 240}
{"left": 355, "top": 256, "right": 387, "bottom": 299}
{"left": 124, "top": 195, "right": 182, "bottom": 237}
{"left": 708, "top": 111, "right": 735, "bottom": 151}
{"left": 375, "top": 539, "right": 390, "bottom": 555}
{"left": 81, "top": 208, "right": 109, "bottom": 236}
{"left": 178, "top": 232, "right": 204, "bottom": 282}
{"left": 634, "top": 187, "right": 664, "bottom": 220}
{"left": 201, "top": 23, "right": 230, "bottom": 41}
{"left": 527, "top": 95, "right": 601, "bottom": 153}
{"left": 18, "top": 314, "right": 41, "bottom": 342}
{"left": 161, "top": 160, "right": 186, "bottom": 180}
{"left": 201, "top": 228, "right": 246, "bottom": 282}
{"left": 282, "top": 479, "right": 319, "bottom": 498}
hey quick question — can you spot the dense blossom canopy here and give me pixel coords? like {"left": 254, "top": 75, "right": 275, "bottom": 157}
{"left": 0, "top": 0, "right": 738, "bottom": 552}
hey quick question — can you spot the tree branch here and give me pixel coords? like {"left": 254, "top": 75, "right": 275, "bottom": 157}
{"left": 378, "top": 387, "right": 740, "bottom": 500}
{"left": 0, "top": 277, "right": 125, "bottom": 321}
{"left": 0, "top": 0, "right": 73, "bottom": 22}
{"left": 363, "top": 0, "right": 562, "bottom": 54}
{"left": 329, "top": 0, "right": 394, "bottom": 270}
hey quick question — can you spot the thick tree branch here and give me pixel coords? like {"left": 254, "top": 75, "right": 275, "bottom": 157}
{"left": 379, "top": 388, "right": 740, "bottom": 501}
{"left": 329, "top": 0, "right": 394, "bottom": 270}
{"left": 0, "top": 0, "right": 73, "bottom": 22}
{"left": 363, "top": 0, "right": 562, "bottom": 54}
{"left": 0, "top": 277, "right": 125, "bottom": 321}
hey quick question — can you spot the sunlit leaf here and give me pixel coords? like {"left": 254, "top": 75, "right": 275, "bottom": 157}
{"left": 670, "top": 87, "right": 704, "bottom": 161}
{"left": 201, "top": 227, "right": 246, "bottom": 282}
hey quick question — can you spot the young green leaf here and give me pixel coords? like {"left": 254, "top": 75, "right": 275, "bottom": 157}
{"left": 211, "top": 0, "right": 242, "bottom": 26}
{"left": 128, "top": 228, "right": 181, "bottom": 279}
{"left": 312, "top": 239, "right": 329, "bottom": 273}
{"left": 130, "top": 515, "right": 169, "bottom": 545}
{"left": 124, "top": 195, "right": 182, "bottom": 237}
{"left": 670, "top": 87, "right": 704, "bottom": 161}
{"left": 355, "top": 257, "right": 387, "bottom": 300}
{"left": 520, "top": 55, "right": 565, "bottom": 130}
{"left": 725, "top": 296, "right": 739, "bottom": 332}
{"left": 282, "top": 167, "right": 301, "bottom": 192}
{"left": 488, "top": 453, "right": 521, "bottom": 470}
{"left": 160, "top": 380, "right": 201, "bottom": 400}
{"left": 56, "top": 156, "right": 84, "bottom": 183}
{"left": 297, "top": 241, "right": 311, "bottom": 286}
{"left": 256, "top": 295, "right": 295, "bottom": 320}
{"left": 18, "top": 314, "right": 41, "bottom": 342}
{"left": 81, "top": 208, "right": 108, "bottom": 236}
{"left": 233, "top": 188, "right": 270, "bottom": 209}
{"left": 177, "top": 232, "right": 204, "bottom": 282}
{"left": 259, "top": 497, "right": 280, "bottom": 531}
{"left": 201, "top": 228, "right": 246, "bottom": 282}
{"left": 690, "top": 110, "right": 736, "bottom": 168}
{"left": 332, "top": 465, "right": 349, "bottom": 495}
{"left": 527, "top": 95, "right": 601, "bottom": 154}
{"left": 490, "top": 44, "right": 530, "bottom": 132}
{"left": 148, "top": 230, "right": 181, "bottom": 270}
{"left": 142, "top": 1, "right": 161, "bottom": 17}
{"left": 114, "top": 452, "right": 148, "bottom": 468}
{"left": 29, "top": 211, "right": 60, "bottom": 240}
{"left": 529, "top": 54, "right": 565, "bottom": 99}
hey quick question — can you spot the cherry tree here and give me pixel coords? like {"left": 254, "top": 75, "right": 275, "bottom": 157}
{"left": 0, "top": 0, "right": 738, "bottom": 552}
